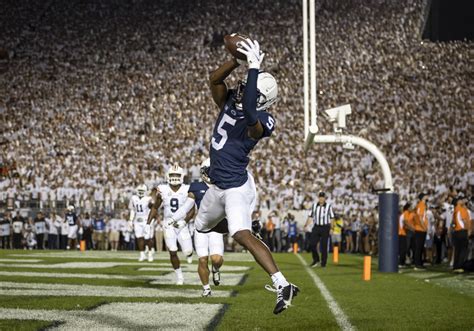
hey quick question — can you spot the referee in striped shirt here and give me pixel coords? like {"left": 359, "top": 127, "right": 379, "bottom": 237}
{"left": 305, "top": 192, "right": 335, "bottom": 267}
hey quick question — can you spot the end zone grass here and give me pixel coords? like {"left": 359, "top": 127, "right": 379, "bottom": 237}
{"left": 0, "top": 250, "right": 472, "bottom": 330}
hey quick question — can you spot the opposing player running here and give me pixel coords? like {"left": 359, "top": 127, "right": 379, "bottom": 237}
{"left": 170, "top": 159, "right": 224, "bottom": 297}
{"left": 128, "top": 185, "right": 154, "bottom": 262}
{"left": 146, "top": 164, "right": 194, "bottom": 285}
{"left": 193, "top": 38, "right": 299, "bottom": 314}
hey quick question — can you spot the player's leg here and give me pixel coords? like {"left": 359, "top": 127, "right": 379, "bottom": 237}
{"left": 195, "top": 230, "right": 211, "bottom": 296}
{"left": 164, "top": 227, "right": 183, "bottom": 284}
{"left": 194, "top": 186, "right": 226, "bottom": 234}
{"left": 225, "top": 174, "right": 298, "bottom": 314}
{"left": 177, "top": 226, "right": 194, "bottom": 264}
{"left": 134, "top": 223, "right": 146, "bottom": 261}
{"left": 209, "top": 232, "right": 224, "bottom": 286}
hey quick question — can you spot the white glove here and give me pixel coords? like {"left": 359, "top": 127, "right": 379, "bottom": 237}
{"left": 174, "top": 220, "right": 186, "bottom": 229}
{"left": 164, "top": 218, "right": 176, "bottom": 228}
{"left": 78, "top": 227, "right": 83, "bottom": 235}
{"left": 144, "top": 224, "right": 151, "bottom": 238}
{"left": 237, "top": 39, "right": 265, "bottom": 70}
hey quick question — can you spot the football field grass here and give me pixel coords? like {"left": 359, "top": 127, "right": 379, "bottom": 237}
{"left": 0, "top": 249, "right": 472, "bottom": 330}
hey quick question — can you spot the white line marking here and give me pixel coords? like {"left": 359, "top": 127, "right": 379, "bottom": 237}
{"left": 0, "top": 281, "right": 232, "bottom": 298}
{"left": 139, "top": 265, "right": 250, "bottom": 272}
{"left": 0, "top": 259, "right": 43, "bottom": 263}
{"left": 149, "top": 271, "right": 245, "bottom": 286}
{"left": 296, "top": 254, "right": 355, "bottom": 331}
{"left": 0, "top": 270, "right": 245, "bottom": 286}
{"left": 0, "top": 270, "right": 157, "bottom": 280}
{"left": 0, "top": 302, "right": 224, "bottom": 329}
{"left": 9, "top": 251, "right": 255, "bottom": 261}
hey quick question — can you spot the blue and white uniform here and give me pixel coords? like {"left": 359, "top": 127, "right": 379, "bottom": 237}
{"left": 65, "top": 212, "right": 78, "bottom": 239}
{"left": 196, "top": 69, "right": 275, "bottom": 237}
{"left": 190, "top": 181, "right": 224, "bottom": 258}
{"left": 158, "top": 184, "right": 193, "bottom": 255}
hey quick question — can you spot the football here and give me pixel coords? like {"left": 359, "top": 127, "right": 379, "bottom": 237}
{"left": 224, "top": 33, "right": 249, "bottom": 60}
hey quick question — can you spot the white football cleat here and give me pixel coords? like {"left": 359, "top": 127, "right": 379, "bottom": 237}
{"left": 138, "top": 251, "right": 146, "bottom": 262}
{"left": 176, "top": 276, "right": 184, "bottom": 285}
{"left": 202, "top": 288, "right": 212, "bottom": 297}
{"left": 147, "top": 251, "right": 154, "bottom": 262}
{"left": 187, "top": 254, "right": 193, "bottom": 264}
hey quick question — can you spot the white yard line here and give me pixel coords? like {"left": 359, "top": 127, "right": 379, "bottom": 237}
{"left": 0, "top": 281, "right": 232, "bottom": 298}
{"left": 8, "top": 251, "right": 255, "bottom": 262}
{"left": 0, "top": 302, "right": 224, "bottom": 329}
{"left": 0, "top": 270, "right": 245, "bottom": 286}
{"left": 139, "top": 265, "right": 250, "bottom": 272}
{"left": 296, "top": 254, "right": 355, "bottom": 331}
{"left": 0, "top": 259, "right": 42, "bottom": 263}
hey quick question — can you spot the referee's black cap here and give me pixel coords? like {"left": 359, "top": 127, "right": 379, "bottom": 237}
{"left": 318, "top": 191, "right": 326, "bottom": 198}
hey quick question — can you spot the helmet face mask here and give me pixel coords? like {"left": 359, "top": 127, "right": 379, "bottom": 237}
{"left": 136, "top": 184, "right": 147, "bottom": 198}
{"left": 167, "top": 163, "right": 184, "bottom": 186}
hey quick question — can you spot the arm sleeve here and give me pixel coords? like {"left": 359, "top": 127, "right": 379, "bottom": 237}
{"left": 171, "top": 197, "right": 195, "bottom": 221}
{"left": 243, "top": 69, "right": 259, "bottom": 126}
{"left": 329, "top": 205, "right": 335, "bottom": 219}
{"left": 257, "top": 112, "right": 276, "bottom": 138}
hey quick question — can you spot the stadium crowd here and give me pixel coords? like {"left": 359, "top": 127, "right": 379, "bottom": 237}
{"left": 0, "top": 0, "right": 472, "bottom": 263}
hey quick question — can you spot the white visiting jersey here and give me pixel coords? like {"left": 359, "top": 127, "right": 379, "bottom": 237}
{"left": 158, "top": 184, "right": 190, "bottom": 220}
{"left": 129, "top": 195, "right": 153, "bottom": 222}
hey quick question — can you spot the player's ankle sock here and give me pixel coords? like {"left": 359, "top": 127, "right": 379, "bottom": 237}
{"left": 175, "top": 268, "right": 183, "bottom": 277}
{"left": 271, "top": 271, "right": 289, "bottom": 288}
{"left": 203, "top": 284, "right": 211, "bottom": 290}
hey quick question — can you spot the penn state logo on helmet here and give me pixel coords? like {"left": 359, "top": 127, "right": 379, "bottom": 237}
{"left": 167, "top": 163, "right": 184, "bottom": 186}
{"left": 234, "top": 71, "right": 278, "bottom": 111}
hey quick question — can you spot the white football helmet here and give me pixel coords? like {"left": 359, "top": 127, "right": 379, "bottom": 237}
{"left": 136, "top": 184, "right": 147, "bottom": 198}
{"left": 235, "top": 71, "right": 278, "bottom": 111}
{"left": 67, "top": 205, "right": 74, "bottom": 212}
{"left": 200, "top": 158, "right": 211, "bottom": 184}
{"left": 167, "top": 163, "right": 184, "bottom": 186}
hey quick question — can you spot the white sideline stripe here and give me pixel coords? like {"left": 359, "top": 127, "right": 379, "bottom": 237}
{"left": 0, "top": 302, "right": 223, "bottom": 329}
{"left": 0, "top": 281, "right": 232, "bottom": 298}
{"left": 296, "top": 254, "right": 355, "bottom": 331}
{"left": 0, "top": 259, "right": 42, "bottom": 263}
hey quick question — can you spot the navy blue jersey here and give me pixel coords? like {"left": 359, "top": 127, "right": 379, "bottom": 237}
{"left": 188, "top": 181, "right": 209, "bottom": 209}
{"left": 289, "top": 222, "right": 298, "bottom": 237}
{"left": 209, "top": 90, "right": 275, "bottom": 189}
{"left": 65, "top": 212, "right": 78, "bottom": 226}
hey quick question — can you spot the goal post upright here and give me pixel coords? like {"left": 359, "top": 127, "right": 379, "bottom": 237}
{"left": 301, "top": 0, "right": 398, "bottom": 273}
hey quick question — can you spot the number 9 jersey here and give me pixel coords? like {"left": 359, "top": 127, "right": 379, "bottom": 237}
{"left": 158, "top": 184, "right": 190, "bottom": 223}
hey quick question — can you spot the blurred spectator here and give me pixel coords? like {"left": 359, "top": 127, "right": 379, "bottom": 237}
{"left": 34, "top": 211, "right": 46, "bottom": 249}
{"left": 452, "top": 195, "right": 472, "bottom": 272}
{"left": 12, "top": 212, "right": 24, "bottom": 249}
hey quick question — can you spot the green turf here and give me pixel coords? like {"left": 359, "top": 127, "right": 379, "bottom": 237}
{"left": 0, "top": 250, "right": 472, "bottom": 330}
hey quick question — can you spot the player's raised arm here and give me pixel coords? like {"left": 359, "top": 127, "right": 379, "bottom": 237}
{"left": 237, "top": 39, "right": 265, "bottom": 140}
{"left": 209, "top": 58, "right": 240, "bottom": 109}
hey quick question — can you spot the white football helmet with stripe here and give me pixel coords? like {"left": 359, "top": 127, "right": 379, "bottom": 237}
{"left": 167, "top": 163, "right": 184, "bottom": 186}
